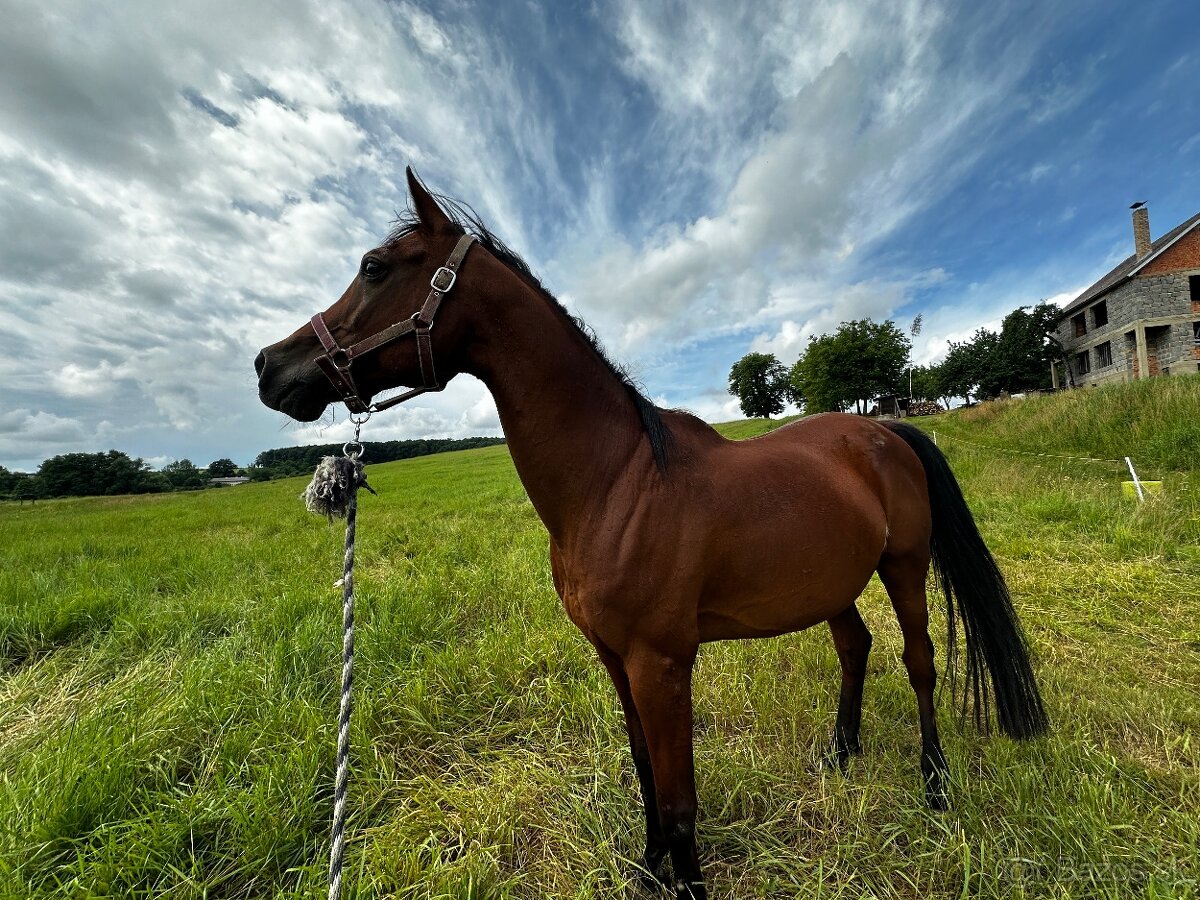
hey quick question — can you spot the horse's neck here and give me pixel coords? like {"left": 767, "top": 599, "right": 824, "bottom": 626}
{"left": 464, "top": 274, "right": 645, "bottom": 543}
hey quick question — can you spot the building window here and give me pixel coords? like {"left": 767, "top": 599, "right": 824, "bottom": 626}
{"left": 1096, "top": 341, "right": 1113, "bottom": 367}
{"left": 1072, "top": 313, "right": 1087, "bottom": 338}
{"left": 1091, "top": 300, "right": 1108, "bottom": 328}
{"left": 1190, "top": 275, "right": 1200, "bottom": 301}
{"left": 1075, "top": 350, "right": 1091, "bottom": 375}
{"left": 1194, "top": 321, "right": 1200, "bottom": 345}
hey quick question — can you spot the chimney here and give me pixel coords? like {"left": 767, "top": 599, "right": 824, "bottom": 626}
{"left": 1130, "top": 201, "right": 1151, "bottom": 259}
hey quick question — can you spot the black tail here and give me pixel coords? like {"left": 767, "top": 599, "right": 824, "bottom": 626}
{"left": 885, "top": 422, "right": 1049, "bottom": 739}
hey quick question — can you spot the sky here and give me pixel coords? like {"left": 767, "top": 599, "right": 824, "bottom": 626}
{"left": 1, "top": 0, "right": 1198, "bottom": 472}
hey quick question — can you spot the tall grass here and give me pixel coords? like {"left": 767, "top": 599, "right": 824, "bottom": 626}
{"left": 1, "top": 402, "right": 1197, "bottom": 898}
{"left": 929, "top": 374, "right": 1200, "bottom": 474}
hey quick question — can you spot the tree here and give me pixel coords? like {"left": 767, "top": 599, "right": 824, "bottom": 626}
{"left": 936, "top": 335, "right": 984, "bottom": 406}
{"left": 790, "top": 335, "right": 843, "bottom": 414}
{"left": 38, "top": 450, "right": 158, "bottom": 497}
{"left": 728, "top": 352, "right": 789, "bottom": 418}
{"left": 0, "top": 465, "right": 16, "bottom": 498}
{"left": 207, "top": 458, "right": 238, "bottom": 477}
{"left": 991, "top": 302, "right": 1063, "bottom": 394}
{"left": 909, "top": 364, "right": 941, "bottom": 402}
{"left": 791, "top": 319, "right": 911, "bottom": 414}
{"left": 968, "top": 328, "right": 1003, "bottom": 398}
{"left": 163, "top": 459, "right": 204, "bottom": 490}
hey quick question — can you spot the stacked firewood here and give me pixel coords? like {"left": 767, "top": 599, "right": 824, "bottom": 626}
{"left": 907, "top": 400, "right": 943, "bottom": 417}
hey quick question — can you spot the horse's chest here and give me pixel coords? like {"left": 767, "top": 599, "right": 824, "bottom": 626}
{"left": 549, "top": 543, "right": 630, "bottom": 640}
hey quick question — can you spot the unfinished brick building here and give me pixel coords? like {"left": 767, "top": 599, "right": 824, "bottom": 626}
{"left": 1053, "top": 203, "right": 1200, "bottom": 387}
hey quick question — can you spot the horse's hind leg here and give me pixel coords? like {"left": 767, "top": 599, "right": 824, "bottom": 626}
{"left": 878, "top": 553, "right": 950, "bottom": 810}
{"left": 826, "top": 604, "right": 872, "bottom": 767}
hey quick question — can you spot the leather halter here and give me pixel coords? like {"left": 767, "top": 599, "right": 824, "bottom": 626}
{"left": 310, "top": 233, "right": 476, "bottom": 414}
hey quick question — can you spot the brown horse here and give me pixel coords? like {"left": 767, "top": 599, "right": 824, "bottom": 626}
{"left": 256, "top": 170, "right": 1048, "bottom": 899}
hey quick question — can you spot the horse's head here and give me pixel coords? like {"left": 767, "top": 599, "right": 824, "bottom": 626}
{"left": 256, "top": 168, "right": 478, "bottom": 421}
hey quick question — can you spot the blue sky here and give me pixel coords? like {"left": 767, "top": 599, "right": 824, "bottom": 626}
{"left": 1, "top": 0, "right": 1198, "bottom": 471}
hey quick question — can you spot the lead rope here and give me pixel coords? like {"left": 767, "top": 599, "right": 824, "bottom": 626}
{"left": 301, "top": 414, "right": 376, "bottom": 900}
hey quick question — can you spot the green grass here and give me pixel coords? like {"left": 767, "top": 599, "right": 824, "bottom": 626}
{"left": 709, "top": 415, "right": 802, "bottom": 441}
{"left": 925, "top": 374, "right": 1200, "bottom": 475}
{"left": 2, "top": 392, "right": 1198, "bottom": 898}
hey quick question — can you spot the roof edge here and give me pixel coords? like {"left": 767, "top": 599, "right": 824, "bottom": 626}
{"left": 1056, "top": 211, "right": 1200, "bottom": 321}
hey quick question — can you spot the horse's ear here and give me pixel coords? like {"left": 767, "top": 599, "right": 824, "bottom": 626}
{"left": 406, "top": 166, "right": 453, "bottom": 233}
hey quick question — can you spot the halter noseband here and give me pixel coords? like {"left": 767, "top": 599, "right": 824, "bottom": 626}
{"left": 309, "top": 233, "right": 476, "bottom": 414}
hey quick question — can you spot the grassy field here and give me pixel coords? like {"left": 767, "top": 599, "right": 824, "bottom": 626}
{"left": 2, "top": 381, "right": 1198, "bottom": 898}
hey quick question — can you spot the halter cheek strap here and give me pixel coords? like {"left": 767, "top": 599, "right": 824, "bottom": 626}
{"left": 310, "top": 233, "right": 476, "bottom": 414}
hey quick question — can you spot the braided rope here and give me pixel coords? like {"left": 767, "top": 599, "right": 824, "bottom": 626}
{"left": 328, "top": 483, "right": 357, "bottom": 900}
{"left": 301, "top": 415, "right": 373, "bottom": 900}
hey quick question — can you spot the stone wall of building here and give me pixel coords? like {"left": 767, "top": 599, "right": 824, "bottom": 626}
{"left": 1058, "top": 269, "right": 1199, "bottom": 383}
{"left": 1160, "top": 320, "right": 1200, "bottom": 376}
{"left": 1056, "top": 280, "right": 1142, "bottom": 383}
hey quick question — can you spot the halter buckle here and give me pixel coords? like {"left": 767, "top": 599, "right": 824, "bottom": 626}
{"left": 430, "top": 266, "right": 456, "bottom": 293}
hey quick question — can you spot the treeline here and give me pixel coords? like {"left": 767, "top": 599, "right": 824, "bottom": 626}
{"left": 913, "top": 303, "right": 1062, "bottom": 407}
{"left": 728, "top": 302, "right": 1062, "bottom": 417}
{"left": 2, "top": 437, "right": 507, "bottom": 500}
{"left": 0, "top": 452, "right": 235, "bottom": 500}
{"left": 252, "top": 437, "right": 506, "bottom": 477}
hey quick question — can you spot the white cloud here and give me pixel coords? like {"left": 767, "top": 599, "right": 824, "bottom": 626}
{"left": 0, "top": 0, "right": 1116, "bottom": 470}
{"left": 562, "top": 0, "right": 1038, "bottom": 369}
{"left": 0, "top": 0, "right": 543, "bottom": 468}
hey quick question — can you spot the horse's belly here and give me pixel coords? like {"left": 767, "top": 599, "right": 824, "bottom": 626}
{"left": 696, "top": 503, "right": 885, "bottom": 642}
{"left": 697, "top": 570, "right": 875, "bottom": 641}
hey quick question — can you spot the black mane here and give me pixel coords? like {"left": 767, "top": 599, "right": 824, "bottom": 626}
{"left": 385, "top": 194, "right": 673, "bottom": 472}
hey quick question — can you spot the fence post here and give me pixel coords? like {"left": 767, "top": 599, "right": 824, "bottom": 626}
{"left": 1124, "top": 456, "right": 1145, "bottom": 503}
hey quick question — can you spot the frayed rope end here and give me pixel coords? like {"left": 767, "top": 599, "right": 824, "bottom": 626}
{"left": 301, "top": 455, "right": 376, "bottom": 520}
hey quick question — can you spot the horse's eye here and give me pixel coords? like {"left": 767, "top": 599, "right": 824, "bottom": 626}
{"left": 361, "top": 258, "right": 386, "bottom": 281}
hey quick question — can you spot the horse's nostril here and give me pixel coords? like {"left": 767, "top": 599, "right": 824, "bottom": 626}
{"left": 254, "top": 350, "right": 267, "bottom": 378}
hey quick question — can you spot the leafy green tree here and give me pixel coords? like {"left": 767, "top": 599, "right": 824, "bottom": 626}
{"left": 909, "top": 364, "right": 941, "bottom": 402}
{"left": 12, "top": 474, "right": 45, "bottom": 501}
{"left": 968, "top": 328, "right": 1003, "bottom": 398}
{"left": 791, "top": 319, "right": 911, "bottom": 414}
{"left": 142, "top": 473, "right": 172, "bottom": 493}
{"left": 991, "top": 302, "right": 1063, "bottom": 394}
{"left": 206, "top": 458, "right": 238, "bottom": 477}
{"left": 728, "top": 352, "right": 789, "bottom": 418}
{"left": 38, "top": 450, "right": 158, "bottom": 497}
{"left": 0, "top": 465, "right": 16, "bottom": 498}
{"left": 790, "top": 335, "right": 843, "bottom": 414}
{"left": 935, "top": 333, "right": 990, "bottom": 406}
{"left": 163, "top": 459, "right": 204, "bottom": 490}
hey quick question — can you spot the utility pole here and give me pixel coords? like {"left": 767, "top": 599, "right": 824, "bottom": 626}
{"left": 908, "top": 314, "right": 923, "bottom": 399}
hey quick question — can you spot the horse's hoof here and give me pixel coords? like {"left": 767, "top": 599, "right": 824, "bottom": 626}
{"left": 925, "top": 788, "right": 950, "bottom": 812}
{"left": 637, "top": 848, "right": 670, "bottom": 890}
{"left": 822, "top": 739, "right": 861, "bottom": 771}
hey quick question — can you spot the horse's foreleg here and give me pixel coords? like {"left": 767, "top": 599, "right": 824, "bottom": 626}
{"left": 879, "top": 555, "right": 950, "bottom": 810}
{"left": 826, "top": 604, "right": 872, "bottom": 767}
{"left": 593, "top": 644, "right": 669, "bottom": 887}
{"left": 624, "top": 645, "right": 706, "bottom": 900}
